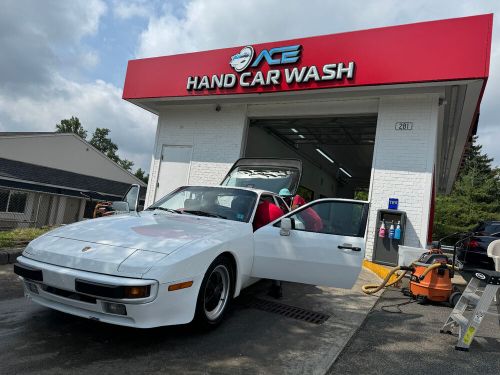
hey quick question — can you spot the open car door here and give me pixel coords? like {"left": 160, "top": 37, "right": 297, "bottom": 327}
{"left": 252, "top": 198, "right": 369, "bottom": 288}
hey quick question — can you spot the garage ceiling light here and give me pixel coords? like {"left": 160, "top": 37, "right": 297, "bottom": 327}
{"left": 316, "top": 148, "right": 334, "bottom": 164}
{"left": 298, "top": 134, "right": 305, "bottom": 139}
{"left": 290, "top": 128, "right": 299, "bottom": 133}
{"left": 339, "top": 167, "right": 352, "bottom": 178}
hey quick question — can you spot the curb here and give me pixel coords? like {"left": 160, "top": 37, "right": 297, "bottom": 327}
{"left": 0, "top": 248, "right": 24, "bottom": 265}
{"left": 362, "top": 259, "right": 398, "bottom": 283}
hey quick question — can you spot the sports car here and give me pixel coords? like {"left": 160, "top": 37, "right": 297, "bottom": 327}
{"left": 14, "top": 159, "right": 369, "bottom": 329}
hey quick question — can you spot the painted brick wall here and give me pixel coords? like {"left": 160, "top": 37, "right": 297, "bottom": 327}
{"left": 366, "top": 94, "right": 439, "bottom": 260}
{"left": 145, "top": 104, "right": 247, "bottom": 206}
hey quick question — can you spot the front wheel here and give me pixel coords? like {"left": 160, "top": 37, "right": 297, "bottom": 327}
{"left": 194, "top": 256, "right": 233, "bottom": 329}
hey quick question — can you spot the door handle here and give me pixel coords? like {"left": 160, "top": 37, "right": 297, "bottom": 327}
{"left": 338, "top": 245, "right": 361, "bottom": 252}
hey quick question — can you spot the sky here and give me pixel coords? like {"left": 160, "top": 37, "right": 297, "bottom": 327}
{"left": 0, "top": 0, "right": 499, "bottom": 172}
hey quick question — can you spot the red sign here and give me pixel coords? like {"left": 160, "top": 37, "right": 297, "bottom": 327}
{"left": 123, "top": 14, "right": 492, "bottom": 100}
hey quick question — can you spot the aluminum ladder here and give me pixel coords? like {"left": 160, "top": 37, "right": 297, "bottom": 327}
{"left": 441, "top": 270, "right": 500, "bottom": 351}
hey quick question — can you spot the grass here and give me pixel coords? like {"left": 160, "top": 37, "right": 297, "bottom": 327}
{"left": 0, "top": 227, "right": 53, "bottom": 248}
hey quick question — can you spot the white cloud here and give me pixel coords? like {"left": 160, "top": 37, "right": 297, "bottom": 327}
{"left": 135, "top": 0, "right": 500, "bottom": 166}
{"left": 0, "top": 0, "right": 157, "bottom": 171}
{"left": 113, "top": 0, "right": 152, "bottom": 20}
{"left": 0, "top": 74, "right": 157, "bottom": 170}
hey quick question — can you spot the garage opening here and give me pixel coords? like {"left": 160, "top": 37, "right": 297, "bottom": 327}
{"left": 244, "top": 115, "right": 377, "bottom": 200}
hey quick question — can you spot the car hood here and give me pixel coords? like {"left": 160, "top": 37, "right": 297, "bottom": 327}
{"left": 23, "top": 211, "right": 238, "bottom": 277}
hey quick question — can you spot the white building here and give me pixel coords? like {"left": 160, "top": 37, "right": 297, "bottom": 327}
{"left": 0, "top": 132, "right": 146, "bottom": 229}
{"left": 122, "top": 15, "right": 493, "bottom": 264}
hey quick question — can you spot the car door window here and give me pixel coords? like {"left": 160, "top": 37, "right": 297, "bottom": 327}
{"left": 277, "top": 200, "right": 368, "bottom": 238}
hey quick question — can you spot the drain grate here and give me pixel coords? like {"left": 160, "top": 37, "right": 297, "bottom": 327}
{"left": 248, "top": 298, "right": 330, "bottom": 325}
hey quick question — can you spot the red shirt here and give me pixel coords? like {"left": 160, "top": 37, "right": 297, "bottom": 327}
{"left": 253, "top": 201, "right": 284, "bottom": 231}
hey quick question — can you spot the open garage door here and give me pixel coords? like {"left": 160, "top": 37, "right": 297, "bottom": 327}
{"left": 244, "top": 115, "right": 377, "bottom": 200}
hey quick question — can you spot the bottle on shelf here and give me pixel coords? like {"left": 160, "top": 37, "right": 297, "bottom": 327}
{"left": 388, "top": 221, "right": 395, "bottom": 239}
{"left": 394, "top": 221, "right": 401, "bottom": 240}
{"left": 378, "top": 220, "right": 386, "bottom": 238}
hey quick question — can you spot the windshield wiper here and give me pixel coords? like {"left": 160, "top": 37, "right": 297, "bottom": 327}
{"left": 183, "top": 210, "right": 227, "bottom": 219}
{"left": 149, "top": 207, "right": 183, "bottom": 214}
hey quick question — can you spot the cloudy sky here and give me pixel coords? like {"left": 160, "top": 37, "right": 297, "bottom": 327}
{"left": 0, "top": 0, "right": 499, "bottom": 172}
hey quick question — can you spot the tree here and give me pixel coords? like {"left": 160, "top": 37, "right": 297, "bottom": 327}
{"left": 433, "top": 136, "right": 500, "bottom": 240}
{"left": 89, "top": 128, "right": 119, "bottom": 163}
{"left": 55, "top": 116, "right": 87, "bottom": 139}
{"left": 134, "top": 168, "right": 149, "bottom": 184}
{"left": 118, "top": 159, "right": 134, "bottom": 171}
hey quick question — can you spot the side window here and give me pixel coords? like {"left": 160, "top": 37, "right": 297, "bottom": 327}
{"left": 277, "top": 200, "right": 368, "bottom": 238}
{"left": 274, "top": 196, "right": 289, "bottom": 213}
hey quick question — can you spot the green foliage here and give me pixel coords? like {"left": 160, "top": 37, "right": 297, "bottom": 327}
{"left": 89, "top": 128, "right": 119, "bottom": 162}
{"left": 134, "top": 168, "right": 149, "bottom": 184}
{"left": 0, "top": 227, "right": 53, "bottom": 248}
{"left": 118, "top": 159, "right": 134, "bottom": 171}
{"left": 354, "top": 190, "right": 369, "bottom": 201}
{"left": 55, "top": 116, "right": 87, "bottom": 139}
{"left": 433, "top": 137, "right": 500, "bottom": 240}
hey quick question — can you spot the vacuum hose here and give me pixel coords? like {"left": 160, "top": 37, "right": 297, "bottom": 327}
{"left": 417, "top": 262, "right": 456, "bottom": 280}
{"left": 362, "top": 262, "right": 457, "bottom": 295}
{"left": 361, "top": 265, "right": 411, "bottom": 294}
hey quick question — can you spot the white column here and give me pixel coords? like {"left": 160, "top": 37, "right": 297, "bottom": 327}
{"left": 366, "top": 94, "right": 439, "bottom": 260}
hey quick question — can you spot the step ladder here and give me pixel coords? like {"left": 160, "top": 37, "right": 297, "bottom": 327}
{"left": 441, "top": 270, "right": 500, "bottom": 351}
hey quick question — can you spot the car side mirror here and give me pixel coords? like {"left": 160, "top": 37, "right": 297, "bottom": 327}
{"left": 111, "top": 201, "right": 130, "bottom": 213}
{"left": 280, "top": 218, "right": 292, "bottom": 236}
{"left": 122, "top": 184, "right": 140, "bottom": 212}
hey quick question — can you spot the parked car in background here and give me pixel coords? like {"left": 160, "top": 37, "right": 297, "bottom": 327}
{"left": 458, "top": 221, "right": 500, "bottom": 270}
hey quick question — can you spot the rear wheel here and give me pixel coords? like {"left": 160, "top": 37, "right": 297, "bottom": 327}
{"left": 194, "top": 256, "right": 233, "bottom": 329}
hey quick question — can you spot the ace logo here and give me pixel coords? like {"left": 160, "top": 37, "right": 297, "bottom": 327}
{"left": 229, "top": 45, "right": 302, "bottom": 72}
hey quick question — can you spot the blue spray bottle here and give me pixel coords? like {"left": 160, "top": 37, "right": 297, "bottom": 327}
{"left": 394, "top": 221, "right": 401, "bottom": 240}
{"left": 388, "top": 221, "right": 395, "bottom": 239}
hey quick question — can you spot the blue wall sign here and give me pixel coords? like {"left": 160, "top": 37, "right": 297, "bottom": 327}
{"left": 388, "top": 198, "right": 399, "bottom": 210}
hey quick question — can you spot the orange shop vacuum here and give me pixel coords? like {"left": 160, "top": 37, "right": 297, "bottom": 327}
{"left": 362, "top": 234, "right": 467, "bottom": 306}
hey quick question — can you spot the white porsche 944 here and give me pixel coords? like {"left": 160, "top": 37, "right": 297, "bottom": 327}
{"left": 15, "top": 159, "right": 369, "bottom": 329}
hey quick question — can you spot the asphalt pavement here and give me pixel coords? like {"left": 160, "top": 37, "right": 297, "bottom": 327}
{"left": 329, "top": 282, "right": 500, "bottom": 375}
{"left": 0, "top": 264, "right": 381, "bottom": 375}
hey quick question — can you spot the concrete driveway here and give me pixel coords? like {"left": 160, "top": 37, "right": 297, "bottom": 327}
{"left": 0, "top": 264, "right": 381, "bottom": 375}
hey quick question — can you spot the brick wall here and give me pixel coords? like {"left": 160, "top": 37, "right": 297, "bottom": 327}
{"left": 145, "top": 104, "right": 247, "bottom": 206}
{"left": 366, "top": 94, "right": 439, "bottom": 260}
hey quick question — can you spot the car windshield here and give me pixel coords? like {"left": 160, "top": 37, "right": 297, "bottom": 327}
{"left": 221, "top": 166, "right": 300, "bottom": 194}
{"left": 148, "top": 186, "right": 258, "bottom": 223}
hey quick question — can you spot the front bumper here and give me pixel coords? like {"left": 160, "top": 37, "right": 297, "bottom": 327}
{"left": 15, "top": 256, "right": 201, "bottom": 328}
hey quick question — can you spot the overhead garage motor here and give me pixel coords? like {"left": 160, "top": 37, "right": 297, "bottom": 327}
{"left": 363, "top": 234, "right": 467, "bottom": 306}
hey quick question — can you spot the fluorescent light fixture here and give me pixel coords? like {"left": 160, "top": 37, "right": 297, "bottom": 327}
{"left": 316, "top": 148, "right": 334, "bottom": 164}
{"left": 339, "top": 167, "right": 352, "bottom": 178}
{"left": 298, "top": 134, "right": 305, "bottom": 139}
{"left": 290, "top": 128, "right": 299, "bottom": 133}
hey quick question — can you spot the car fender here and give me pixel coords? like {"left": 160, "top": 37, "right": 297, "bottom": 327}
{"left": 143, "top": 223, "right": 254, "bottom": 299}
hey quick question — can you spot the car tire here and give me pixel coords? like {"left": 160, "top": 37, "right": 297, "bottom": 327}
{"left": 194, "top": 255, "right": 234, "bottom": 329}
